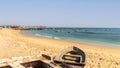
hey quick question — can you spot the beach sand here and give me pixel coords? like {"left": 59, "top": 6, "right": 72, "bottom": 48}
{"left": 0, "top": 29, "right": 120, "bottom": 68}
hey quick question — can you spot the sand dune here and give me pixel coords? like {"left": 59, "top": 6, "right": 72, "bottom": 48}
{"left": 0, "top": 29, "right": 120, "bottom": 68}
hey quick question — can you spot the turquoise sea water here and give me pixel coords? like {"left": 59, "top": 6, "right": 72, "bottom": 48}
{"left": 22, "top": 28, "right": 120, "bottom": 47}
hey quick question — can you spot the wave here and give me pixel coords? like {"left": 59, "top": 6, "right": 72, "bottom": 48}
{"left": 35, "top": 33, "right": 60, "bottom": 39}
{"left": 53, "top": 37, "right": 60, "bottom": 39}
{"left": 35, "top": 34, "right": 43, "bottom": 36}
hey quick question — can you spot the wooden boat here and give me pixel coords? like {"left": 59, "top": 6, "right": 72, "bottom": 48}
{"left": 53, "top": 46, "right": 86, "bottom": 68}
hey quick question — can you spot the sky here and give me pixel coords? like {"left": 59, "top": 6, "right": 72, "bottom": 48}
{"left": 0, "top": 0, "right": 120, "bottom": 27}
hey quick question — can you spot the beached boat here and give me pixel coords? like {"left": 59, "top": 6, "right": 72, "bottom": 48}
{"left": 53, "top": 46, "right": 86, "bottom": 68}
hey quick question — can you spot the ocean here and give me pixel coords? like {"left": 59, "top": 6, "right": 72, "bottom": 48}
{"left": 22, "top": 28, "right": 120, "bottom": 47}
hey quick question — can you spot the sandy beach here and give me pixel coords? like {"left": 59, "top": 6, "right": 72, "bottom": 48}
{"left": 0, "top": 29, "right": 120, "bottom": 68}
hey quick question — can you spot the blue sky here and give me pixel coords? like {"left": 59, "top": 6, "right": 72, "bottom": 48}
{"left": 0, "top": 0, "right": 120, "bottom": 27}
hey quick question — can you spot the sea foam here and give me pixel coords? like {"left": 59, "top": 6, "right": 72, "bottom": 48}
{"left": 35, "top": 34, "right": 60, "bottom": 39}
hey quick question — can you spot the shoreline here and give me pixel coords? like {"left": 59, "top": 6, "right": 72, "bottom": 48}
{"left": 21, "top": 30, "right": 120, "bottom": 48}
{"left": 20, "top": 30, "right": 120, "bottom": 57}
{"left": 0, "top": 29, "right": 120, "bottom": 68}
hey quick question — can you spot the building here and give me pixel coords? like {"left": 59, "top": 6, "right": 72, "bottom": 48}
{"left": 0, "top": 25, "right": 20, "bottom": 29}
